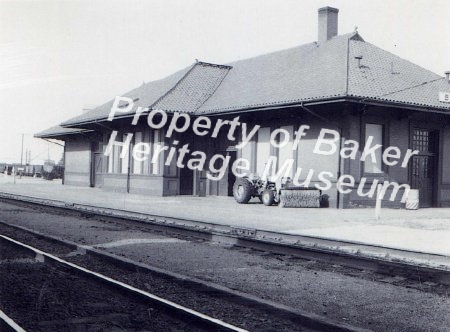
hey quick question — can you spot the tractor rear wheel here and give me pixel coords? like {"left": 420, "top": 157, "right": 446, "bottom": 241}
{"left": 233, "top": 178, "right": 253, "bottom": 204}
{"left": 261, "top": 189, "right": 275, "bottom": 206}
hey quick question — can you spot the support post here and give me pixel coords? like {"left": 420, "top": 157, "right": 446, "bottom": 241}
{"left": 375, "top": 184, "right": 382, "bottom": 220}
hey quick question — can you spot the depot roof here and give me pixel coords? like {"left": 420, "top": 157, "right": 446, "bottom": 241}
{"left": 56, "top": 31, "right": 450, "bottom": 130}
{"left": 34, "top": 125, "right": 93, "bottom": 139}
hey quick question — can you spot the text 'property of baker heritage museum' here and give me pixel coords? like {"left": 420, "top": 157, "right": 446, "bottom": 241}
{"left": 36, "top": 6, "right": 450, "bottom": 209}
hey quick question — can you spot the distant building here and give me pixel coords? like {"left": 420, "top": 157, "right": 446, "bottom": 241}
{"left": 36, "top": 7, "right": 450, "bottom": 208}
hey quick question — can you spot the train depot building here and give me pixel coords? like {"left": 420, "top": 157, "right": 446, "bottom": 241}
{"left": 36, "top": 7, "right": 450, "bottom": 208}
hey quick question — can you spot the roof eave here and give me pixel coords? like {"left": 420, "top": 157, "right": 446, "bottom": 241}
{"left": 60, "top": 96, "right": 450, "bottom": 129}
{"left": 34, "top": 129, "right": 94, "bottom": 139}
{"left": 352, "top": 97, "right": 450, "bottom": 115}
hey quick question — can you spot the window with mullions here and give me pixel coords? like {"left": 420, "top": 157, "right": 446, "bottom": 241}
{"left": 108, "top": 129, "right": 161, "bottom": 175}
{"left": 412, "top": 129, "right": 436, "bottom": 153}
{"left": 152, "top": 130, "right": 160, "bottom": 175}
{"left": 107, "top": 135, "right": 120, "bottom": 174}
{"left": 132, "top": 129, "right": 160, "bottom": 175}
{"left": 132, "top": 131, "right": 144, "bottom": 174}
{"left": 364, "top": 123, "right": 383, "bottom": 174}
{"left": 120, "top": 133, "right": 130, "bottom": 174}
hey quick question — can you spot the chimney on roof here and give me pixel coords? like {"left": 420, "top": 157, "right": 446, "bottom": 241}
{"left": 318, "top": 6, "right": 339, "bottom": 43}
{"left": 445, "top": 71, "right": 450, "bottom": 83}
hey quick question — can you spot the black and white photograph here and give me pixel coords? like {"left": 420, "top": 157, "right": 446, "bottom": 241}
{"left": 1, "top": 0, "right": 450, "bottom": 331}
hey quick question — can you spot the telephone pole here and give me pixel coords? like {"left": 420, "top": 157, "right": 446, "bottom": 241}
{"left": 20, "top": 133, "right": 24, "bottom": 166}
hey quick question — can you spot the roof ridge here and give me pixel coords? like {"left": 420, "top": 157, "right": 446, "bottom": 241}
{"left": 196, "top": 61, "right": 232, "bottom": 70}
{"left": 356, "top": 39, "right": 442, "bottom": 78}
{"left": 223, "top": 41, "right": 319, "bottom": 67}
{"left": 365, "top": 77, "right": 445, "bottom": 100}
{"left": 219, "top": 31, "right": 361, "bottom": 70}
{"left": 59, "top": 65, "right": 194, "bottom": 127}
{"left": 345, "top": 32, "right": 364, "bottom": 97}
{"left": 154, "top": 61, "right": 232, "bottom": 114}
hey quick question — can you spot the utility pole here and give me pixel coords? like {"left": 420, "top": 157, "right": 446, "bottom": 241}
{"left": 20, "top": 133, "right": 24, "bottom": 166}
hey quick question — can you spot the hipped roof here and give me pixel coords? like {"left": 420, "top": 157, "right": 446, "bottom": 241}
{"left": 40, "top": 31, "right": 450, "bottom": 137}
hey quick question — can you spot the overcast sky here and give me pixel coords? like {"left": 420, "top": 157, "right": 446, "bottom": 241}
{"left": 1, "top": 0, "right": 449, "bottom": 164}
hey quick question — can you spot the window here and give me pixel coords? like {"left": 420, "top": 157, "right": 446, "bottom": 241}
{"left": 412, "top": 129, "right": 436, "bottom": 153}
{"left": 132, "top": 131, "right": 143, "bottom": 174}
{"left": 364, "top": 123, "right": 383, "bottom": 173}
{"left": 107, "top": 145, "right": 114, "bottom": 173}
{"left": 256, "top": 127, "right": 271, "bottom": 176}
{"left": 104, "top": 129, "right": 163, "bottom": 176}
{"left": 120, "top": 134, "right": 130, "bottom": 174}
{"left": 277, "top": 126, "right": 294, "bottom": 177}
{"left": 152, "top": 130, "right": 160, "bottom": 175}
{"left": 241, "top": 138, "right": 253, "bottom": 174}
{"left": 132, "top": 129, "right": 160, "bottom": 175}
{"left": 107, "top": 140, "right": 120, "bottom": 174}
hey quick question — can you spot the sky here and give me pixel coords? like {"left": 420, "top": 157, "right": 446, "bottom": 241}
{"left": 0, "top": 0, "right": 449, "bottom": 164}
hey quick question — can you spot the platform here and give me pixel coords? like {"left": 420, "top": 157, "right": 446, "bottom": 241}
{"left": 1, "top": 175, "right": 449, "bottom": 267}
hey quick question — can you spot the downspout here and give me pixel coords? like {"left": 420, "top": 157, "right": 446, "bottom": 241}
{"left": 126, "top": 140, "right": 132, "bottom": 193}
{"left": 62, "top": 143, "right": 66, "bottom": 185}
{"left": 336, "top": 127, "right": 343, "bottom": 208}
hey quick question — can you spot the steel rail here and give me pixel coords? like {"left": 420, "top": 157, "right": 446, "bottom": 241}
{"left": 0, "top": 221, "right": 372, "bottom": 332}
{"left": 0, "top": 310, "right": 26, "bottom": 332}
{"left": 0, "top": 234, "right": 247, "bottom": 332}
{"left": 0, "top": 192, "right": 449, "bottom": 285}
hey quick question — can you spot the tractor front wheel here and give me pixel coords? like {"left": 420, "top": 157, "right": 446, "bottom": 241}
{"left": 261, "top": 189, "right": 275, "bottom": 206}
{"left": 233, "top": 178, "right": 254, "bottom": 204}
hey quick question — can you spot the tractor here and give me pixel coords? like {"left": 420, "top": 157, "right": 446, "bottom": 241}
{"left": 232, "top": 174, "right": 279, "bottom": 206}
{"left": 232, "top": 175, "right": 321, "bottom": 208}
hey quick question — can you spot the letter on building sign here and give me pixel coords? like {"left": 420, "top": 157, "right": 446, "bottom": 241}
{"left": 108, "top": 96, "right": 134, "bottom": 121}
{"left": 313, "top": 129, "right": 340, "bottom": 155}
{"left": 104, "top": 131, "right": 134, "bottom": 158}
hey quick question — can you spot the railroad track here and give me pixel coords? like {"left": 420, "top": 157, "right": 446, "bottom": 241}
{"left": 0, "top": 221, "right": 368, "bottom": 332}
{"left": 0, "top": 233, "right": 248, "bottom": 332}
{"left": 1, "top": 193, "right": 449, "bottom": 287}
{"left": 1, "top": 195, "right": 449, "bottom": 331}
{"left": 0, "top": 310, "right": 25, "bottom": 332}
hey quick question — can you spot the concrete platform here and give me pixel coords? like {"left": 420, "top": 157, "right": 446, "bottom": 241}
{"left": 1, "top": 175, "right": 449, "bottom": 267}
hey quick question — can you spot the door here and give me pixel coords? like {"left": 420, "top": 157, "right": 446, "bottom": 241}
{"left": 227, "top": 151, "right": 237, "bottom": 196}
{"left": 91, "top": 153, "right": 103, "bottom": 187}
{"left": 410, "top": 129, "right": 438, "bottom": 208}
{"left": 179, "top": 166, "right": 193, "bottom": 195}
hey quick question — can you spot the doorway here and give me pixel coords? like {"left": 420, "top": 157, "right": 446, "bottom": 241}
{"left": 179, "top": 166, "right": 193, "bottom": 195}
{"left": 227, "top": 151, "right": 237, "bottom": 196}
{"left": 90, "top": 152, "right": 103, "bottom": 187}
{"left": 410, "top": 129, "right": 438, "bottom": 208}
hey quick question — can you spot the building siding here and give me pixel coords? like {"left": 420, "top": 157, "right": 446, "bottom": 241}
{"left": 64, "top": 139, "right": 91, "bottom": 186}
{"left": 58, "top": 103, "right": 450, "bottom": 209}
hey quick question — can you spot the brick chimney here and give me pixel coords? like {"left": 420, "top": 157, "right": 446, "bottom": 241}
{"left": 318, "top": 6, "right": 339, "bottom": 43}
